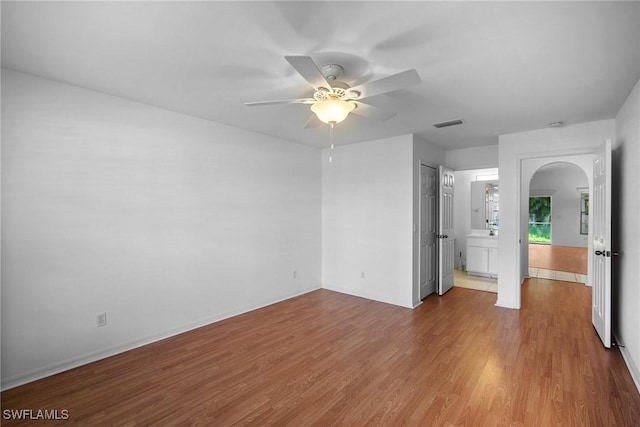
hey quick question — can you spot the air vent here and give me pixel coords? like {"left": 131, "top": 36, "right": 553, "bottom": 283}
{"left": 433, "top": 119, "right": 464, "bottom": 128}
{"left": 548, "top": 121, "right": 564, "bottom": 127}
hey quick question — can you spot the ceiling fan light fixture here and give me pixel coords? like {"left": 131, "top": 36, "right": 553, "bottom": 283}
{"left": 310, "top": 98, "right": 356, "bottom": 124}
{"left": 346, "top": 89, "right": 361, "bottom": 99}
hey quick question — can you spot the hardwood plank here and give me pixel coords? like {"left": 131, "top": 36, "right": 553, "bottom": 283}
{"left": 2, "top": 281, "right": 640, "bottom": 426}
{"left": 529, "top": 244, "right": 588, "bottom": 274}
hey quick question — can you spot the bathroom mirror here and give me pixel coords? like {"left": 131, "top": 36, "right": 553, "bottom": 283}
{"left": 470, "top": 181, "right": 499, "bottom": 230}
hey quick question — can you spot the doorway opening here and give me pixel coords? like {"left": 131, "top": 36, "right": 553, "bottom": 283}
{"left": 418, "top": 163, "right": 455, "bottom": 300}
{"left": 527, "top": 161, "right": 590, "bottom": 284}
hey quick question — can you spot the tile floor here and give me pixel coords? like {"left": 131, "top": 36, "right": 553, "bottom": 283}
{"left": 454, "top": 268, "right": 588, "bottom": 294}
{"left": 454, "top": 269, "right": 497, "bottom": 293}
{"left": 528, "top": 267, "right": 588, "bottom": 284}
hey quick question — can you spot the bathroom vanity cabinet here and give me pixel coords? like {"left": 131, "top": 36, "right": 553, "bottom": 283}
{"left": 466, "top": 234, "right": 498, "bottom": 278}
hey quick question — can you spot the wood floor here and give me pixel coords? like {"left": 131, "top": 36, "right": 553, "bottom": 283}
{"left": 3, "top": 281, "right": 640, "bottom": 426}
{"left": 529, "top": 244, "right": 588, "bottom": 274}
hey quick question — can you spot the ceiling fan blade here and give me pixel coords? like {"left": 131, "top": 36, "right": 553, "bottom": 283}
{"left": 348, "top": 69, "right": 421, "bottom": 100}
{"left": 304, "top": 114, "right": 323, "bottom": 129}
{"left": 245, "top": 98, "right": 314, "bottom": 106}
{"left": 285, "top": 55, "right": 332, "bottom": 91}
{"left": 352, "top": 102, "right": 397, "bottom": 122}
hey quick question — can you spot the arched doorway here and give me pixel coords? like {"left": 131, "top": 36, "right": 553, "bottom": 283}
{"left": 520, "top": 155, "right": 594, "bottom": 288}
{"left": 527, "top": 162, "right": 590, "bottom": 283}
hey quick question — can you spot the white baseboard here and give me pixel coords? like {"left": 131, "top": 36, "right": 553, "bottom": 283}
{"left": 614, "top": 334, "right": 640, "bottom": 394}
{"left": 494, "top": 300, "right": 520, "bottom": 309}
{"left": 1, "top": 286, "right": 321, "bottom": 391}
{"left": 322, "top": 284, "right": 414, "bottom": 309}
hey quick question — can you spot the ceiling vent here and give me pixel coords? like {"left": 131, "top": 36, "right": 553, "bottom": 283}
{"left": 433, "top": 118, "right": 464, "bottom": 128}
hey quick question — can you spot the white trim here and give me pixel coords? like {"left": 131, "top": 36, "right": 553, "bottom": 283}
{"left": 322, "top": 284, "right": 414, "bottom": 309}
{"left": 495, "top": 276, "right": 527, "bottom": 309}
{"left": 615, "top": 333, "right": 640, "bottom": 394}
{"left": 1, "top": 286, "right": 321, "bottom": 391}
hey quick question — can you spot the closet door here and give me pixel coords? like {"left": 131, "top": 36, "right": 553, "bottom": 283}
{"left": 420, "top": 164, "right": 437, "bottom": 299}
{"left": 438, "top": 166, "right": 455, "bottom": 295}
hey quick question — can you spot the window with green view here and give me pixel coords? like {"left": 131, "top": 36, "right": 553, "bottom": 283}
{"left": 529, "top": 196, "right": 551, "bottom": 244}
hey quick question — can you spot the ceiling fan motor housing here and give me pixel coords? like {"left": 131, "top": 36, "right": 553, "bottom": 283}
{"left": 321, "top": 64, "right": 344, "bottom": 81}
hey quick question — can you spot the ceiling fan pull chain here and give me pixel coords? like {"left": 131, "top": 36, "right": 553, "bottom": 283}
{"left": 329, "top": 122, "right": 335, "bottom": 163}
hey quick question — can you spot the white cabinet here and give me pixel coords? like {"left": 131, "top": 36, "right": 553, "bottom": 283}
{"left": 467, "top": 235, "right": 498, "bottom": 278}
{"left": 488, "top": 248, "right": 498, "bottom": 275}
{"left": 467, "top": 245, "right": 488, "bottom": 273}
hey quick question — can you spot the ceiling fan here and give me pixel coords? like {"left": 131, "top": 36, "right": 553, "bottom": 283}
{"left": 245, "top": 56, "right": 421, "bottom": 128}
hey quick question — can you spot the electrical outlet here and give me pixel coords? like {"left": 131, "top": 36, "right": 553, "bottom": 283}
{"left": 361, "top": 271, "right": 366, "bottom": 279}
{"left": 292, "top": 270, "right": 297, "bottom": 279}
{"left": 96, "top": 312, "right": 107, "bottom": 327}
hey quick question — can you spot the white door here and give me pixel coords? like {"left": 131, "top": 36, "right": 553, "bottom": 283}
{"left": 420, "top": 164, "right": 437, "bottom": 299}
{"left": 438, "top": 166, "right": 455, "bottom": 295}
{"left": 592, "top": 139, "right": 612, "bottom": 348}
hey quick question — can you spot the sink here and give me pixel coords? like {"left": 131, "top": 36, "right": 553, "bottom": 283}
{"left": 469, "top": 229, "right": 491, "bottom": 236}
{"left": 468, "top": 229, "right": 498, "bottom": 238}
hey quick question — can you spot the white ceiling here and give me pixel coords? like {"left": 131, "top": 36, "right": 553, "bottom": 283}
{"left": 2, "top": 1, "right": 638, "bottom": 150}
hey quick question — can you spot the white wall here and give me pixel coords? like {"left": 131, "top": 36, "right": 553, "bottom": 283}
{"left": 614, "top": 78, "right": 640, "bottom": 390}
{"left": 445, "top": 144, "right": 498, "bottom": 170}
{"left": 529, "top": 163, "right": 589, "bottom": 247}
{"left": 453, "top": 168, "right": 499, "bottom": 271}
{"left": 1, "top": 70, "right": 322, "bottom": 388}
{"left": 415, "top": 135, "right": 446, "bottom": 167}
{"left": 497, "top": 119, "right": 615, "bottom": 308}
{"left": 322, "top": 134, "right": 414, "bottom": 308}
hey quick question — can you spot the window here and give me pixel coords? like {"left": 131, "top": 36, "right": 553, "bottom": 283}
{"left": 580, "top": 192, "right": 589, "bottom": 235}
{"left": 529, "top": 196, "right": 551, "bottom": 244}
